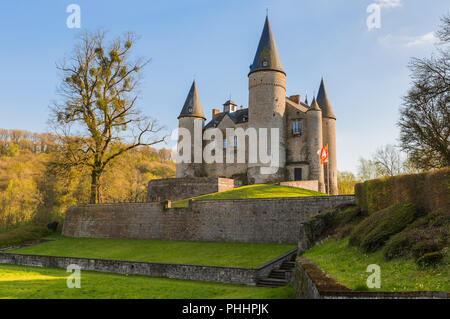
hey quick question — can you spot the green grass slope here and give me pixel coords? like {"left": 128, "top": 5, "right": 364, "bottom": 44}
{"left": 172, "top": 184, "right": 326, "bottom": 207}
{"left": 303, "top": 238, "right": 449, "bottom": 292}
{"left": 0, "top": 264, "right": 294, "bottom": 299}
{"left": 8, "top": 237, "right": 295, "bottom": 268}
{"left": 301, "top": 202, "right": 449, "bottom": 292}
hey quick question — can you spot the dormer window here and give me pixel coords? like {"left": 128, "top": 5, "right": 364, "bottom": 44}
{"left": 293, "top": 120, "right": 302, "bottom": 135}
{"left": 262, "top": 59, "right": 269, "bottom": 67}
{"left": 188, "top": 107, "right": 193, "bottom": 113}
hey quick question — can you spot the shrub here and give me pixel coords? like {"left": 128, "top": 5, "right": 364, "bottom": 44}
{"left": 416, "top": 251, "right": 444, "bottom": 268}
{"left": 304, "top": 204, "right": 364, "bottom": 243}
{"left": 0, "top": 224, "right": 52, "bottom": 249}
{"left": 349, "top": 203, "right": 418, "bottom": 253}
{"left": 383, "top": 211, "right": 449, "bottom": 260}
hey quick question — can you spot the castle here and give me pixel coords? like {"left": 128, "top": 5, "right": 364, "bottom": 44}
{"left": 176, "top": 16, "right": 338, "bottom": 195}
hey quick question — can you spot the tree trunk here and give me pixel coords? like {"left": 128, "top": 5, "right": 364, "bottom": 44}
{"left": 90, "top": 169, "right": 101, "bottom": 204}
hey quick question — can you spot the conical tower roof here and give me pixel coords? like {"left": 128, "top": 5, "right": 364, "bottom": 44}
{"left": 316, "top": 78, "right": 336, "bottom": 119}
{"left": 249, "top": 16, "right": 285, "bottom": 76}
{"left": 178, "top": 81, "right": 206, "bottom": 120}
{"left": 308, "top": 97, "right": 321, "bottom": 111}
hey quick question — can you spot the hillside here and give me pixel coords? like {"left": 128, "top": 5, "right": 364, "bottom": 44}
{"left": 0, "top": 129, "right": 175, "bottom": 231}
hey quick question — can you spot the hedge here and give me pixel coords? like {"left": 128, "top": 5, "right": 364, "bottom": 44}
{"left": 354, "top": 167, "right": 450, "bottom": 214}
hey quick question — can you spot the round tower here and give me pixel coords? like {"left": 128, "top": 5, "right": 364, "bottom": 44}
{"left": 316, "top": 78, "right": 338, "bottom": 195}
{"left": 247, "top": 16, "right": 286, "bottom": 184}
{"left": 176, "top": 80, "right": 205, "bottom": 178}
{"left": 306, "top": 98, "right": 326, "bottom": 193}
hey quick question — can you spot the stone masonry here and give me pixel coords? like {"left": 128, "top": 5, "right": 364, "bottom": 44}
{"left": 146, "top": 177, "right": 234, "bottom": 202}
{"left": 63, "top": 196, "right": 354, "bottom": 244}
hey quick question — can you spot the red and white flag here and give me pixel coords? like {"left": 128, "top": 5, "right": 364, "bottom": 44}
{"left": 317, "top": 145, "right": 328, "bottom": 165}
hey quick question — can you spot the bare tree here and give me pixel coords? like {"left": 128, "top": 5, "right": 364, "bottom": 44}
{"left": 357, "top": 157, "right": 379, "bottom": 181}
{"left": 50, "top": 31, "right": 166, "bottom": 203}
{"left": 373, "top": 144, "right": 403, "bottom": 177}
{"left": 398, "top": 15, "right": 450, "bottom": 170}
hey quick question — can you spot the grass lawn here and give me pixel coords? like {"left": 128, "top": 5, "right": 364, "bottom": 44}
{"left": 8, "top": 236, "right": 295, "bottom": 268}
{"left": 0, "top": 264, "right": 294, "bottom": 299}
{"left": 172, "top": 184, "right": 326, "bottom": 207}
{"left": 302, "top": 238, "right": 449, "bottom": 292}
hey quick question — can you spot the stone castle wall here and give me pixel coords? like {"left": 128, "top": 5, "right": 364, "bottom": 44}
{"left": 63, "top": 196, "right": 354, "bottom": 244}
{"left": 147, "top": 177, "right": 234, "bottom": 202}
{"left": 279, "top": 181, "right": 319, "bottom": 192}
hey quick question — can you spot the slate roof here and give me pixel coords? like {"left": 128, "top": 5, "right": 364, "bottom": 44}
{"left": 249, "top": 16, "right": 285, "bottom": 76}
{"left": 178, "top": 80, "right": 206, "bottom": 120}
{"left": 308, "top": 97, "right": 321, "bottom": 111}
{"left": 316, "top": 78, "right": 336, "bottom": 119}
{"left": 205, "top": 108, "right": 249, "bottom": 129}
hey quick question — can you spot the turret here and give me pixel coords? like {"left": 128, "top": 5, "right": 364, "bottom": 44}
{"left": 316, "top": 78, "right": 338, "bottom": 194}
{"left": 306, "top": 98, "right": 326, "bottom": 193}
{"left": 176, "top": 80, "right": 205, "bottom": 178}
{"left": 223, "top": 100, "right": 237, "bottom": 113}
{"left": 247, "top": 16, "right": 286, "bottom": 183}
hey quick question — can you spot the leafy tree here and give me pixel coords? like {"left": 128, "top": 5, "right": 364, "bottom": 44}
{"left": 398, "top": 15, "right": 450, "bottom": 170}
{"left": 337, "top": 171, "right": 358, "bottom": 195}
{"left": 0, "top": 132, "right": 175, "bottom": 230}
{"left": 50, "top": 31, "right": 166, "bottom": 203}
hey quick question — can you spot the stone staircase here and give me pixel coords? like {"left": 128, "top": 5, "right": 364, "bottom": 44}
{"left": 256, "top": 255, "right": 296, "bottom": 288}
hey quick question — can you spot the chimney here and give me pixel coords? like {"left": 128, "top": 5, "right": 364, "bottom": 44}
{"left": 288, "top": 95, "right": 301, "bottom": 104}
{"left": 212, "top": 109, "right": 220, "bottom": 119}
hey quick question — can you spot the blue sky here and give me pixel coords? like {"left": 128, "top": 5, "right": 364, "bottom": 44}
{"left": 0, "top": 0, "right": 448, "bottom": 172}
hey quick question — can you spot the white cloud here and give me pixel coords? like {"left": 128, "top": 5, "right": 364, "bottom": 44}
{"left": 405, "top": 32, "right": 437, "bottom": 47}
{"left": 378, "top": 32, "right": 437, "bottom": 47}
{"left": 375, "top": 0, "right": 402, "bottom": 8}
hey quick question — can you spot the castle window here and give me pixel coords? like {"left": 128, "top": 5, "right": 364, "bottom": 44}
{"left": 293, "top": 120, "right": 302, "bottom": 135}
{"left": 234, "top": 136, "right": 238, "bottom": 147}
{"left": 223, "top": 138, "right": 227, "bottom": 149}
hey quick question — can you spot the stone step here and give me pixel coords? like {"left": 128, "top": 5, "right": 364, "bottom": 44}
{"left": 279, "top": 262, "right": 295, "bottom": 270}
{"left": 281, "top": 261, "right": 295, "bottom": 266}
{"left": 256, "top": 256, "right": 296, "bottom": 287}
{"left": 279, "top": 266, "right": 294, "bottom": 271}
{"left": 272, "top": 268, "right": 287, "bottom": 274}
{"left": 256, "top": 278, "right": 289, "bottom": 287}
{"left": 268, "top": 272, "right": 287, "bottom": 279}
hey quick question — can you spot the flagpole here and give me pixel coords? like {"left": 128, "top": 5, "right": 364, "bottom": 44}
{"left": 327, "top": 145, "right": 330, "bottom": 195}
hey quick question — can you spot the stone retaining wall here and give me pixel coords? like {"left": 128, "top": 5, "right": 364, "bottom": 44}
{"left": 0, "top": 249, "right": 297, "bottom": 286}
{"left": 293, "top": 257, "right": 448, "bottom": 299}
{"left": 63, "top": 196, "right": 355, "bottom": 244}
{"left": 279, "top": 181, "right": 319, "bottom": 192}
{"left": 147, "top": 177, "right": 235, "bottom": 202}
